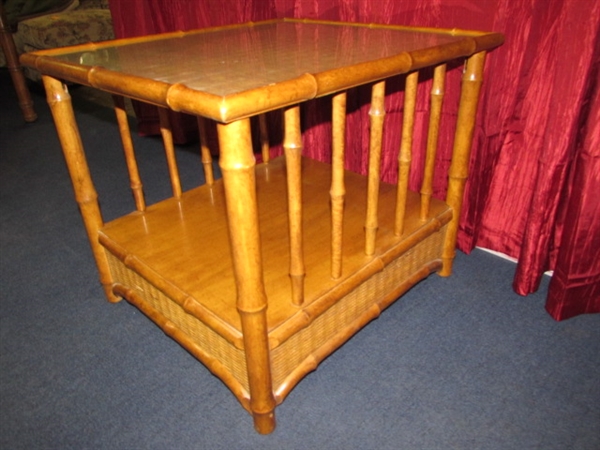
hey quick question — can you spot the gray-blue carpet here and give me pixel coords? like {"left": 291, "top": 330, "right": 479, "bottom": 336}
{"left": 1, "top": 69, "right": 599, "bottom": 450}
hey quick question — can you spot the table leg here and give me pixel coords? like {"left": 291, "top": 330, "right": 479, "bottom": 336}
{"left": 217, "top": 119, "right": 276, "bottom": 434}
{"left": 42, "top": 76, "right": 118, "bottom": 302}
{"left": 442, "top": 51, "right": 487, "bottom": 276}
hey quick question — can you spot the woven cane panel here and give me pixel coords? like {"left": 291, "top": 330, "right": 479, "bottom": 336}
{"left": 271, "top": 226, "right": 446, "bottom": 390}
{"left": 104, "top": 252, "right": 249, "bottom": 391}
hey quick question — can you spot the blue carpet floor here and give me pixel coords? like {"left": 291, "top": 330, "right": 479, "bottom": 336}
{"left": 1, "top": 69, "right": 599, "bottom": 449}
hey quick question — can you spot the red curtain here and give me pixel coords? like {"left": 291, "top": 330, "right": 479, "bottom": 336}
{"left": 108, "top": 0, "right": 600, "bottom": 320}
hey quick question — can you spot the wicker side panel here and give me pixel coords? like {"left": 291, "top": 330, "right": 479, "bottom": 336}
{"left": 271, "top": 226, "right": 446, "bottom": 391}
{"left": 104, "top": 252, "right": 250, "bottom": 392}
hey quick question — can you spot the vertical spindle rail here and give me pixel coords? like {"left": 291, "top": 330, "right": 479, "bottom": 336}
{"left": 441, "top": 51, "right": 487, "bottom": 276}
{"left": 420, "top": 64, "right": 446, "bottom": 221}
{"left": 157, "top": 107, "right": 182, "bottom": 198}
{"left": 365, "top": 81, "right": 386, "bottom": 256}
{"left": 217, "top": 119, "right": 275, "bottom": 435}
{"left": 259, "top": 114, "right": 270, "bottom": 163}
{"left": 394, "top": 71, "right": 419, "bottom": 236}
{"left": 197, "top": 116, "right": 214, "bottom": 186}
{"left": 42, "top": 75, "right": 117, "bottom": 303}
{"left": 113, "top": 95, "right": 145, "bottom": 211}
{"left": 330, "top": 91, "right": 347, "bottom": 279}
{"left": 283, "top": 105, "right": 305, "bottom": 306}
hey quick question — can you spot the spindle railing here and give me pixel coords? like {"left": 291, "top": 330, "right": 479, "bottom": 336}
{"left": 421, "top": 64, "right": 446, "bottom": 221}
{"left": 283, "top": 105, "right": 305, "bottom": 306}
{"left": 330, "top": 91, "right": 347, "bottom": 280}
{"left": 105, "top": 54, "right": 485, "bottom": 309}
{"left": 365, "top": 80, "right": 386, "bottom": 256}
{"left": 113, "top": 94, "right": 145, "bottom": 212}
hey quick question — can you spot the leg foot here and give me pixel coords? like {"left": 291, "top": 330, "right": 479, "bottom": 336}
{"left": 439, "top": 256, "right": 454, "bottom": 277}
{"left": 253, "top": 410, "right": 276, "bottom": 434}
{"left": 103, "top": 284, "right": 122, "bottom": 303}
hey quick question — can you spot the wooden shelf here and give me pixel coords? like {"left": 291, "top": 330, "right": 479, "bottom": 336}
{"left": 100, "top": 156, "right": 452, "bottom": 340}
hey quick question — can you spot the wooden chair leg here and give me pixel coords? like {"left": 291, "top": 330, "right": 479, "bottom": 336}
{"left": 0, "top": 6, "right": 37, "bottom": 122}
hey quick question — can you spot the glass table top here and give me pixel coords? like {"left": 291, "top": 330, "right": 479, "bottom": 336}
{"left": 52, "top": 20, "right": 472, "bottom": 97}
{"left": 24, "top": 19, "right": 502, "bottom": 121}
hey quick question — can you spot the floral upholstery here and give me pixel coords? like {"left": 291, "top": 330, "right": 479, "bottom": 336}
{"left": 2, "top": 0, "right": 113, "bottom": 80}
{"left": 16, "top": 9, "right": 113, "bottom": 52}
{"left": 77, "top": 0, "right": 110, "bottom": 9}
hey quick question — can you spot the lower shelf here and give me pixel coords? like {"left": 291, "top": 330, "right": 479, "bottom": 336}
{"left": 98, "top": 155, "right": 452, "bottom": 407}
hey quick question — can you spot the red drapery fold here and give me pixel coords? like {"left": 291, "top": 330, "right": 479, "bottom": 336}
{"left": 108, "top": 0, "right": 600, "bottom": 320}
{"left": 545, "top": 57, "right": 600, "bottom": 320}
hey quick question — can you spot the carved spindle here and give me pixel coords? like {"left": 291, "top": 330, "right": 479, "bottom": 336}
{"left": 330, "top": 91, "right": 347, "bottom": 279}
{"left": 283, "top": 105, "right": 305, "bottom": 306}
{"left": 197, "top": 116, "right": 214, "bottom": 186}
{"left": 157, "top": 107, "right": 182, "bottom": 198}
{"left": 42, "top": 75, "right": 117, "bottom": 303}
{"left": 395, "top": 71, "right": 419, "bottom": 236}
{"left": 441, "top": 52, "right": 487, "bottom": 276}
{"left": 365, "top": 81, "right": 386, "bottom": 256}
{"left": 113, "top": 95, "right": 145, "bottom": 211}
{"left": 420, "top": 64, "right": 446, "bottom": 221}
{"left": 259, "top": 114, "right": 270, "bottom": 163}
{"left": 217, "top": 119, "right": 275, "bottom": 434}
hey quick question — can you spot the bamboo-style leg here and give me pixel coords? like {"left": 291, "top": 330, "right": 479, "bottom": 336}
{"left": 395, "top": 71, "right": 419, "bottom": 236}
{"left": 259, "top": 114, "right": 270, "bottom": 163}
{"left": 157, "top": 107, "right": 182, "bottom": 198}
{"left": 0, "top": 5, "right": 36, "bottom": 122}
{"left": 42, "top": 76, "right": 117, "bottom": 302}
{"left": 217, "top": 119, "right": 275, "bottom": 434}
{"left": 420, "top": 64, "right": 446, "bottom": 221}
{"left": 330, "top": 91, "right": 347, "bottom": 279}
{"left": 113, "top": 95, "right": 145, "bottom": 211}
{"left": 365, "top": 81, "right": 386, "bottom": 256}
{"left": 197, "top": 116, "right": 214, "bottom": 186}
{"left": 283, "top": 105, "right": 305, "bottom": 306}
{"left": 441, "top": 52, "right": 487, "bottom": 276}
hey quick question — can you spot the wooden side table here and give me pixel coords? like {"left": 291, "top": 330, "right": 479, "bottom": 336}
{"left": 21, "top": 19, "right": 503, "bottom": 434}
